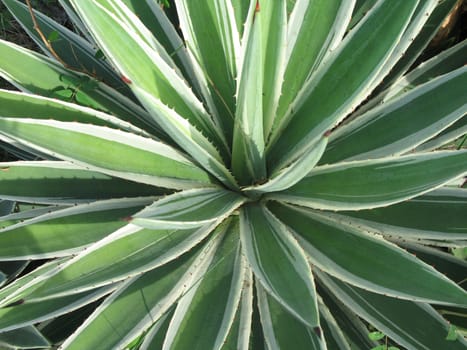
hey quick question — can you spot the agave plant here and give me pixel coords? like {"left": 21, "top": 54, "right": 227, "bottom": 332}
{"left": 0, "top": 0, "right": 466, "bottom": 348}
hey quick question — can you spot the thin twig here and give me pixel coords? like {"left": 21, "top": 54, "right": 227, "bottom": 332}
{"left": 25, "top": 0, "right": 68, "bottom": 68}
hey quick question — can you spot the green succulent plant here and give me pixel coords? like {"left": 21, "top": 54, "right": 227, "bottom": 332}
{"left": 0, "top": 0, "right": 466, "bottom": 349}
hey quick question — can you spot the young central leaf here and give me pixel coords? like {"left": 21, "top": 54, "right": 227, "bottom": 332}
{"left": 232, "top": 3, "right": 266, "bottom": 185}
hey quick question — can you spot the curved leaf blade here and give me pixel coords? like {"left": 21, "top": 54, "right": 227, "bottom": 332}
{"left": 0, "top": 161, "right": 162, "bottom": 204}
{"left": 257, "top": 284, "right": 325, "bottom": 350}
{"left": 267, "top": 0, "right": 418, "bottom": 171}
{"left": 60, "top": 231, "right": 224, "bottom": 350}
{"left": 25, "top": 221, "right": 220, "bottom": 300}
{"left": 175, "top": 0, "right": 239, "bottom": 140}
{"left": 162, "top": 221, "right": 243, "bottom": 350}
{"left": 132, "top": 188, "right": 244, "bottom": 229}
{"left": 271, "top": 151, "right": 467, "bottom": 210}
{"left": 271, "top": 203, "right": 467, "bottom": 306}
{"left": 326, "top": 187, "right": 467, "bottom": 240}
{"left": 0, "top": 118, "right": 213, "bottom": 189}
{"left": 323, "top": 66, "right": 467, "bottom": 163}
{"left": 0, "top": 198, "right": 152, "bottom": 260}
{"left": 272, "top": 0, "right": 353, "bottom": 132}
{"left": 240, "top": 203, "right": 319, "bottom": 327}
{"left": 232, "top": 4, "right": 266, "bottom": 185}
{"left": 0, "top": 39, "right": 158, "bottom": 135}
{"left": 69, "top": 0, "right": 229, "bottom": 158}
{"left": 0, "top": 286, "right": 114, "bottom": 333}
{"left": 318, "top": 271, "right": 467, "bottom": 350}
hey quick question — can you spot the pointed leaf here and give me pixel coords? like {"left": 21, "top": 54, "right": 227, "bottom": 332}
{"left": 0, "top": 286, "right": 114, "bottom": 333}
{"left": 0, "top": 198, "right": 152, "bottom": 260}
{"left": 0, "top": 39, "right": 158, "bottom": 135}
{"left": 240, "top": 203, "right": 319, "bottom": 327}
{"left": 220, "top": 266, "right": 254, "bottom": 350}
{"left": 416, "top": 117, "right": 467, "bottom": 152}
{"left": 0, "top": 89, "right": 148, "bottom": 135}
{"left": 0, "top": 161, "right": 162, "bottom": 204}
{"left": 271, "top": 203, "right": 467, "bottom": 306}
{"left": 0, "top": 258, "right": 70, "bottom": 308}
{"left": 323, "top": 66, "right": 467, "bottom": 163}
{"left": 175, "top": 0, "right": 239, "bottom": 139}
{"left": 244, "top": 136, "right": 327, "bottom": 194}
{"left": 257, "top": 284, "right": 325, "bottom": 350}
{"left": 133, "top": 87, "right": 238, "bottom": 190}
{"left": 162, "top": 221, "right": 244, "bottom": 350}
{"left": 2, "top": 0, "right": 129, "bottom": 94}
{"left": 26, "top": 221, "right": 220, "bottom": 300}
{"left": 261, "top": 0, "right": 287, "bottom": 138}
{"left": 232, "top": 4, "right": 266, "bottom": 184}
{"left": 318, "top": 271, "right": 467, "bottom": 350}
{"left": 378, "top": 0, "right": 459, "bottom": 91}
{"left": 271, "top": 151, "right": 467, "bottom": 210}
{"left": 0, "top": 118, "right": 213, "bottom": 189}
{"left": 0, "top": 326, "right": 50, "bottom": 349}
{"left": 69, "top": 0, "right": 229, "bottom": 158}
{"left": 267, "top": 0, "right": 418, "bottom": 171}
{"left": 60, "top": 231, "right": 224, "bottom": 350}
{"left": 273, "top": 0, "right": 353, "bottom": 131}
{"left": 326, "top": 188, "right": 467, "bottom": 241}
{"left": 133, "top": 188, "right": 244, "bottom": 229}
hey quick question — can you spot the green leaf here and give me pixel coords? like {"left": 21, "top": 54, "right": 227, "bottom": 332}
{"left": 133, "top": 87, "right": 238, "bottom": 190}
{"left": 0, "top": 118, "right": 213, "bottom": 189}
{"left": 271, "top": 151, "right": 467, "bottom": 210}
{"left": 0, "top": 39, "right": 158, "bottom": 135}
{"left": 0, "top": 326, "right": 50, "bottom": 349}
{"left": 324, "top": 188, "right": 467, "bottom": 241}
{"left": 322, "top": 66, "right": 467, "bottom": 163}
{"left": 261, "top": 0, "right": 287, "bottom": 139}
{"left": 317, "top": 298, "right": 353, "bottom": 350}
{"left": 0, "top": 286, "right": 114, "bottom": 333}
{"left": 257, "top": 284, "right": 325, "bottom": 349}
{"left": 240, "top": 203, "right": 319, "bottom": 327}
{"left": 220, "top": 267, "right": 254, "bottom": 350}
{"left": 267, "top": 0, "right": 418, "bottom": 171}
{"left": 2, "top": 0, "right": 130, "bottom": 94}
{"left": 368, "top": 331, "right": 385, "bottom": 341}
{"left": 175, "top": 0, "right": 240, "bottom": 140}
{"left": 26, "top": 221, "right": 221, "bottom": 300}
{"left": 318, "top": 283, "right": 378, "bottom": 350}
{"left": 402, "top": 243, "right": 467, "bottom": 289}
{"left": 416, "top": 117, "right": 467, "bottom": 152}
{"left": 0, "top": 258, "right": 70, "bottom": 308}
{"left": 446, "top": 325, "right": 459, "bottom": 341}
{"left": 132, "top": 188, "right": 244, "bottom": 229}
{"left": 163, "top": 221, "right": 244, "bottom": 350}
{"left": 318, "top": 272, "right": 467, "bottom": 350}
{"left": 232, "top": 4, "right": 266, "bottom": 184}
{"left": 118, "top": 0, "right": 199, "bottom": 93}
{"left": 244, "top": 136, "right": 327, "bottom": 194}
{"left": 0, "top": 198, "right": 151, "bottom": 260}
{"left": 378, "top": 0, "right": 459, "bottom": 91}
{"left": 351, "top": 35, "right": 467, "bottom": 118}
{"left": 0, "top": 89, "right": 149, "bottom": 135}
{"left": 69, "top": 0, "right": 229, "bottom": 159}
{"left": 270, "top": 203, "right": 467, "bottom": 306}
{"left": 0, "top": 161, "right": 163, "bottom": 204}
{"left": 348, "top": 0, "right": 378, "bottom": 29}
{"left": 139, "top": 311, "right": 173, "bottom": 350}
{"left": 59, "top": 231, "right": 223, "bottom": 350}
{"left": 272, "top": 0, "right": 353, "bottom": 134}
